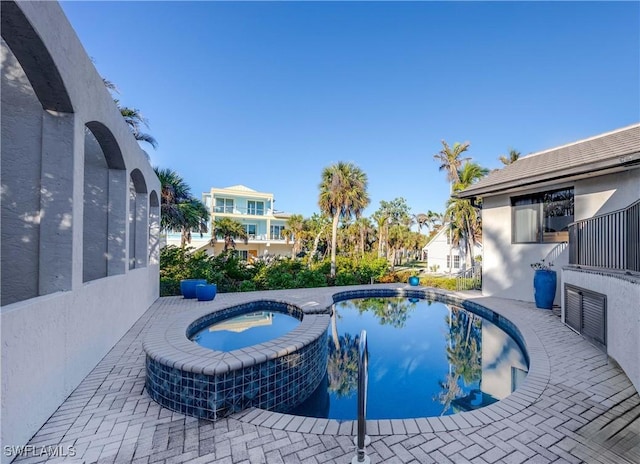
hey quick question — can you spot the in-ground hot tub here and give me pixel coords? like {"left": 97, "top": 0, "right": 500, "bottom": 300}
{"left": 144, "top": 300, "right": 329, "bottom": 419}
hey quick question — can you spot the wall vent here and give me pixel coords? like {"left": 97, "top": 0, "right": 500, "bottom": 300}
{"left": 564, "top": 284, "right": 607, "bottom": 351}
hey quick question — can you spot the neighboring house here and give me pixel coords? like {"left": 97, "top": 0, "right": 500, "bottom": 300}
{"left": 1, "top": 2, "right": 160, "bottom": 460}
{"left": 458, "top": 123, "right": 640, "bottom": 393}
{"left": 167, "top": 185, "right": 296, "bottom": 259}
{"left": 421, "top": 224, "right": 482, "bottom": 274}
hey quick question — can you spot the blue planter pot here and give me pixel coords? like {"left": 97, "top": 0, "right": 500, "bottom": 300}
{"left": 196, "top": 284, "right": 217, "bottom": 301}
{"left": 533, "top": 270, "right": 557, "bottom": 309}
{"left": 180, "top": 279, "right": 207, "bottom": 299}
{"left": 408, "top": 276, "right": 420, "bottom": 286}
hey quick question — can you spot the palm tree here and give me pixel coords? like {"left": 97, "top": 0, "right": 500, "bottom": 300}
{"left": 117, "top": 103, "right": 158, "bottom": 149}
{"left": 210, "top": 217, "right": 248, "bottom": 251}
{"left": 354, "top": 217, "right": 374, "bottom": 256}
{"left": 433, "top": 140, "right": 471, "bottom": 188}
{"left": 155, "top": 167, "right": 191, "bottom": 231}
{"left": 318, "top": 162, "right": 370, "bottom": 278}
{"left": 446, "top": 161, "right": 488, "bottom": 267}
{"left": 154, "top": 167, "right": 209, "bottom": 247}
{"left": 178, "top": 198, "right": 210, "bottom": 247}
{"left": 372, "top": 198, "right": 411, "bottom": 260}
{"left": 499, "top": 148, "right": 520, "bottom": 166}
{"left": 372, "top": 210, "right": 389, "bottom": 258}
{"left": 414, "top": 210, "right": 443, "bottom": 234}
{"left": 102, "top": 78, "right": 158, "bottom": 149}
{"left": 387, "top": 224, "right": 410, "bottom": 268}
{"left": 283, "top": 214, "right": 305, "bottom": 257}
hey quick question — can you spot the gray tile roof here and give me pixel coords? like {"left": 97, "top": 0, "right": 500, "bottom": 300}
{"left": 458, "top": 123, "right": 640, "bottom": 198}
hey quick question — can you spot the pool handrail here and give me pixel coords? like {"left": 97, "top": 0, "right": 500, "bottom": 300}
{"left": 353, "top": 329, "right": 369, "bottom": 464}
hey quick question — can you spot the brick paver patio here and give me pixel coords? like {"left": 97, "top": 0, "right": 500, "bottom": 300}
{"left": 11, "top": 285, "right": 640, "bottom": 464}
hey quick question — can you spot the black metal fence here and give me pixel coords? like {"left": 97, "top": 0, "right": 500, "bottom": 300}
{"left": 568, "top": 200, "right": 640, "bottom": 273}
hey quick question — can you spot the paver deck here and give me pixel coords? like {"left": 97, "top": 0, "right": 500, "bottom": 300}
{"left": 11, "top": 284, "right": 640, "bottom": 464}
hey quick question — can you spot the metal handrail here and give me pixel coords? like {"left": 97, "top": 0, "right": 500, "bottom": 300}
{"left": 353, "top": 330, "right": 370, "bottom": 464}
{"left": 455, "top": 264, "right": 482, "bottom": 291}
{"left": 568, "top": 199, "right": 640, "bottom": 273}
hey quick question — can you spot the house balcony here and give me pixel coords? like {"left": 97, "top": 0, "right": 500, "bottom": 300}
{"left": 212, "top": 206, "right": 275, "bottom": 217}
{"left": 165, "top": 232, "right": 292, "bottom": 247}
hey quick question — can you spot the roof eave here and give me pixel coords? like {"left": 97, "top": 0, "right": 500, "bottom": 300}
{"left": 457, "top": 153, "right": 640, "bottom": 199}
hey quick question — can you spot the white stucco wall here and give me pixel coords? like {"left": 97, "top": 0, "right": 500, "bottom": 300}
{"left": 1, "top": 2, "right": 160, "bottom": 460}
{"left": 480, "top": 195, "right": 568, "bottom": 303}
{"left": 0, "top": 269, "right": 158, "bottom": 457}
{"left": 562, "top": 269, "right": 640, "bottom": 393}
{"left": 574, "top": 170, "right": 640, "bottom": 219}
{"left": 481, "top": 168, "right": 639, "bottom": 304}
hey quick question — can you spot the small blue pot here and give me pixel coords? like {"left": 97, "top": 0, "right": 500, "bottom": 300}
{"left": 533, "top": 270, "right": 557, "bottom": 309}
{"left": 196, "top": 284, "right": 217, "bottom": 301}
{"left": 180, "top": 279, "right": 207, "bottom": 299}
{"left": 408, "top": 276, "right": 420, "bottom": 286}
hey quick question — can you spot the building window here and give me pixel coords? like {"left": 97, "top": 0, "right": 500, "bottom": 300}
{"left": 446, "top": 232, "right": 451, "bottom": 245}
{"left": 215, "top": 198, "right": 234, "bottom": 213}
{"left": 244, "top": 224, "right": 257, "bottom": 238}
{"left": 453, "top": 255, "right": 460, "bottom": 269}
{"left": 247, "top": 201, "right": 264, "bottom": 215}
{"left": 512, "top": 188, "right": 574, "bottom": 243}
{"left": 270, "top": 224, "right": 285, "bottom": 240}
{"left": 234, "top": 250, "right": 248, "bottom": 261}
{"left": 447, "top": 255, "right": 451, "bottom": 269}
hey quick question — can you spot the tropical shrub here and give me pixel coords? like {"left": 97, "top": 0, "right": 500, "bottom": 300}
{"left": 159, "top": 246, "right": 407, "bottom": 295}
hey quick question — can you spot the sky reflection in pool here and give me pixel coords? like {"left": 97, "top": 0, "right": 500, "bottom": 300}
{"left": 290, "top": 297, "right": 528, "bottom": 420}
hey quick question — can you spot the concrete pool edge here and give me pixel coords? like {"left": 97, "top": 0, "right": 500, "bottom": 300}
{"left": 231, "top": 286, "right": 551, "bottom": 434}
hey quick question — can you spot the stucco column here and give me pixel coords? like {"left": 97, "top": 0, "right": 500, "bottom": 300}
{"left": 39, "top": 110, "right": 74, "bottom": 295}
{"left": 135, "top": 193, "right": 148, "bottom": 268}
{"left": 107, "top": 168, "right": 126, "bottom": 276}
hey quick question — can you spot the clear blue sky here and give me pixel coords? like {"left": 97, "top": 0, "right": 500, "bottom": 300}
{"left": 60, "top": 1, "right": 639, "bottom": 219}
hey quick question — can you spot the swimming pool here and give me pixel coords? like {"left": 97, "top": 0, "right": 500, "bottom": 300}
{"left": 289, "top": 296, "right": 528, "bottom": 420}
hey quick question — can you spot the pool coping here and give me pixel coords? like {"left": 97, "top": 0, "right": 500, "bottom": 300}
{"left": 143, "top": 285, "right": 550, "bottom": 434}
{"left": 143, "top": 299, "right": 331, "bottom": 376}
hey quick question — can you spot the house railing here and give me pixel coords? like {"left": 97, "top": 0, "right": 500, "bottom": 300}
{"left": 455, "top": 265, "right": 482, "bottom": 291}
{"left": 568, "top": 199, "right": 640, "bottom": 273}
{"left": 213, "top": 206, "right": 274, "bottom": 216}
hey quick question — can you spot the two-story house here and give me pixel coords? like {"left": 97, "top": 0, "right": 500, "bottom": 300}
{"left": 457, "top": 123, "right": 640, "bottom": 392}
{"left": 168, "top": 185, "right": 296, "bottom": 259}
{"left": 422, "top": 224, "right": 482, "bottom": 274}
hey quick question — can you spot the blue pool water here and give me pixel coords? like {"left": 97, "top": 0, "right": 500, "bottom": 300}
{"left": 191, "top": 310, "right": 301, "bottom": 351}
{"left": 290, "top": 297, "right": 528, "bottom": 420}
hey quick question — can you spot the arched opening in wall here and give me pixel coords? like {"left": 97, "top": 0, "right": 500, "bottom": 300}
{"left": 83, "top": 122, "right": 126, "bottom": 282}
{"left": 149, "top": 191, "right": 160, "bottom": 265}
{"left": 1, "top": 2, "right": 74, "bottom": 306}
{"left": 129, "top": 169, "right": 148, "bottom": 269}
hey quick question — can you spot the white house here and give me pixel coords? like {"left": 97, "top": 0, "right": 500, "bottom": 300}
{"left": 1, "top": 2, "right": 160, "bottom": 459}
{"left": 422, "top": 224, "right": 482, "bottom": 274}
{"left": 166, "top": 185, "right": 296, "bottom": 258}
{"left": 457, "top": 123, "right": 640, "bottom": 393}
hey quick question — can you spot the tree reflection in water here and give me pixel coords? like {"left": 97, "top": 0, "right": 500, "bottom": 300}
{"left": 436, "top": 306, "right": 482, "bottom": 415}
{"left": 326, "top": 297, "right": 420, "bottom": 398}
{"left": 327, "top": 331, "right": 360, "bottom": 398}
{"left": 345, "top": 297, "right": 419, "bottom": 328}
